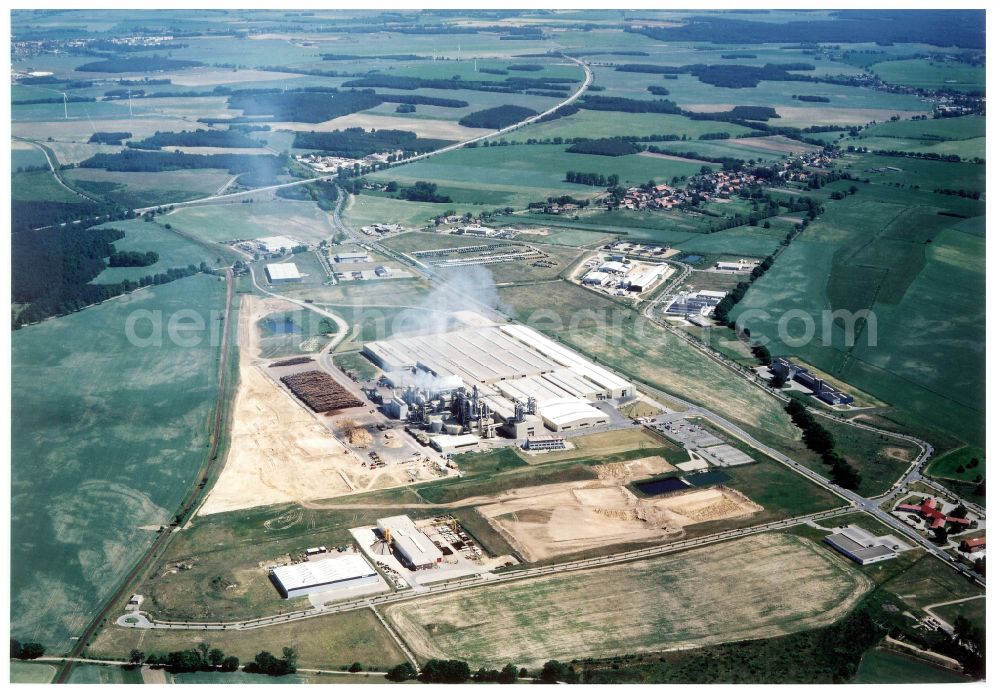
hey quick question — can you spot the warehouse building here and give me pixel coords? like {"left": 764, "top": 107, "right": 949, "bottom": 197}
{"left": 537, "top": 398, "right": 609, "bottom": 431}
{"left": 377, "top": 515, "right": 442, "bottom": 570}
{"left": 265, "top": 263, "right": 302, "bottom": 284}
{"left": 430, "top": 433, "right": 481, "bottom": 454}
{"left": 824, "top": 525, "right": 905, "bottom": 565}
{"left": 335, "top": 251, "right": 371, "bottom": 263}
{"left": 269, "top": 554, "right": 380, "bottom": 599}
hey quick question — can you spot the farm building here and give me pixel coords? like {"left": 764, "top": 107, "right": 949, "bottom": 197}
{"left": 265, "top": 263, "right": 302, "bottom": 284}
{"left": 269, "top": 554, "right": 380, "bottom": 599}
{"left": 960, "top": 537, "right": 986, "bottom": 553}
{"left": 896, "top": 497, "right": 972, "bottom": 530}
{"left": 377, "top": 515, "right": 443, "bottom": 570}
{"left": 335, "top": 251, "right": 371, "bottom": 263}
{"left": 824, "top": 525, "right": 906, "bottom": 565}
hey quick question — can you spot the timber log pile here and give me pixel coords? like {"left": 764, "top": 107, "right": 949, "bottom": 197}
{"left": 280, "top": 370, "right": 363, "bottom": 412}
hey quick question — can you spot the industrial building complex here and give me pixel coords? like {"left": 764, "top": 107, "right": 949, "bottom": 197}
{"left": 362, "top": 323, "right": 633, "bottom": 442}
{"left": 824, "top": 524, "right": 908, "bottom": 565}
{"left": 769, "top": 358, "right": 855, "bottom": 405}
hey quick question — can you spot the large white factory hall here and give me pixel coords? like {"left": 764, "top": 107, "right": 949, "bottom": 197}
{"left": 362, "top": 323, "right": 635, "bottom": 444}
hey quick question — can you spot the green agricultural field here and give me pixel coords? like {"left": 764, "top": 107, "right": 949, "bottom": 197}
{"left": 88, "top": 609, "right": 405, "bottom": 671}
{"left": 11, "top": 141, "right": 49, "bottom": 171}
{"left": 843, "top": 152, "right": 985, "bottom": 193}
{"left": 11, "top": 275, "right": 227, "bottom": 651}
{"left": 165, "top": 198, "right": 339, "bottom": 245}
{"left": 66, "top": 664, "right": 144, "bottom": 684}
{"left": 367, "top": 144, "right": 710, "bottom": 209}
{"left": 63, "top": 168, "right": 235, "bottom": 208}
{"left": 871, "top": 58, "right": 985, "bottom": 93}
{"left": 924, "top": 445, "right": 985, "bottom": 484}
{"left": 508, "top": 111, "right": 756, "bottom": 143}
{"left": 880, "top": 553, "right": 984, "bottom": 613}
{"left": 732, "top": 185, "right": 985, "bottom": 449}
{"left": 345, "top": 193, "right": 446, "bottom": 230}
{"left": 859, "top": 115, "right": 985, "bottom": 142}
{"left": 172, "top": 671, "right": 307, "bottom": 684}
{"left": 91, "top": 218, "right": 241, "bottom": 284}
{"left": 852, "top": 648, "right": 971, "bottom": 684}
{"left": 384, "top": 533, "right": 871, "bottom": 668}
{"left": 9, "top": 661, "right": 58, "bottom": 684}
{"left": 11, "top": 169, "right": 82, "bottom": 203}
{"left": 331, "top": 351, "right": 381, "bottom": 380}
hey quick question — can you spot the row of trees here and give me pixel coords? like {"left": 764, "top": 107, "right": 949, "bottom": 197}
{"left": 109, "top": 251, "right": 159, "bottom": 267}
{"left": 785, "top": 400, "right": 862, "bottom": 490}
{"left": 292, "top": 128, "right": 452, "bottom": 159}
{"left": 565, "top": 171, "right": 621, "bottom": 187}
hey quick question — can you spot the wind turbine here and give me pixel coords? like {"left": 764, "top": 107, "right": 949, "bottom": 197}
{"left": 128, "top": 87, "right": 133, "bottom": 117}
{"left": 61, "top": 92, "right": 68, "bottom": 119}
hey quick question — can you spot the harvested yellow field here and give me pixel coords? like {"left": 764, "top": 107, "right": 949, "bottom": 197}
{"left": 385, "top": 533, "right": 871, "bottom": 668}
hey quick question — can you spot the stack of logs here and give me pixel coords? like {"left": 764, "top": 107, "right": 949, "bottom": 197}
{"left": 280, "top": 370, "right": 362, "bottom": 412}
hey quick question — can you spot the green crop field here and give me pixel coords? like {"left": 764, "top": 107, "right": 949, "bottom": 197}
{"left": 385, "top": 533, "right": 870, "bottom": 668}
{"left": 66, "top": 664, "right": 144, "bottom": 684}
{"left": 91, "top": 218, "right": 241, "bottom": 284}
{"left": 858, "top": 115, "right": 985, "bottom": 142}
{"left": 924, "top": 445, "right": 985, "bottom": 484}
{"left": 345, "top": 193, "right": 447, "bottom": 230}
{"left": 871, "top": 58, "right": 985, "bottom": 93}
{"left": 11, "top": 142, "right": 49, "bottom": 171}
{"left": 165, "top": 199, "right": 339, "bottom": 245}
{"left": 852, "top": 648, "right": 970, "bottom": 684}
{"left": 9, "top": 661, "right": 58, "bottom": 684}
{"left": 732, "top": 185, "right": 985, "bottom": 448}
{"left": 11, "top": 169, "right": 82, "bottom": 203}
{"left": 508, "top": 111, "right": 756, "bottom": 143}
{"left": 843, "top": 153, "right": 985, "bottom": 193}
{"left": 367, "top": 144, "right": 711, "bottom": 208}
{"left": 11, "top": 275, "right": 227, "bottom": 651}
{"left": 64, "top": 168, "right": 235, "bottom": 208}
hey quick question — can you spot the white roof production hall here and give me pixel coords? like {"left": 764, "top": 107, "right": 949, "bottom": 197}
{"left": 537, "top": 398, "right": 609, "bottom": 431}
{"left": 270, "top": 554, "right": 380, "bottom": 599}
{"left": 265, "top": 262, "right": 302, "bottom": 282}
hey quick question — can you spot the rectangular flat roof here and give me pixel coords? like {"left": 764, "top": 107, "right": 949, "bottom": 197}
{"left": 825, "top": 533, "right": 895, "bottom": 561}
{"left": 265, "top": 263, "right": 301, "bottom": 280}
{"left": 271, "top": 554, "right": 376, "bottom": 592}
{"left": 377, "top": 515, "right": 443, "bottom": 566}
